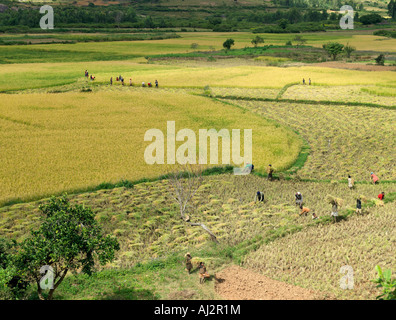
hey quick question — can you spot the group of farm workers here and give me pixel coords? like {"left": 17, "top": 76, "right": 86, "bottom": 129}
{"left": 84, "top": 70, "right": 159, "bottom": 88}
{"left": 184, "top": 253, "right": 210, "bottom": 284}
{"left": 253, "top": 170, "right": 385, "bottom": 223}
{"left": 110, "top": 76, "right": 159, "bottom": 88}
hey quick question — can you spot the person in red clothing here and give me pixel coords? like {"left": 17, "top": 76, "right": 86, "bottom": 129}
{"left": 371, "top": 172, "right": 379, "bottom": 184}
{"left": 378, "top": 192, "right": 385, "bottom": 200}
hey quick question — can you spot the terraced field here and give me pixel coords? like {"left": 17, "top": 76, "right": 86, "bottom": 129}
{"left": 1, "top": 175, "right": 393, "bottom": 270}
{"left": 222, "top": 99, "right": 396, "bottom": 181}
{"left": 244, "top": 201, "right": 396, "bottom": 300}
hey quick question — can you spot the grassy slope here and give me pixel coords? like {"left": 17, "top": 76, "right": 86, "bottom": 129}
{"left": 1, "top": 175, "right": 394, "bottom": 299}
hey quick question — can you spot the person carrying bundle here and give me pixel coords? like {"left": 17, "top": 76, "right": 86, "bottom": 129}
{"left": 356, "top": 197, "right": 362, "bottom": 215}
{"left": 254, "top": 191, "right": 264, "bottom": 202}
{"left": 267, "top": 164, "right": 274, "bottom": 181}
{"left": 331, "top": 201, "right": 338, "bottom": 223}
{"left": 347, "top": 175, "right": 354, "bottom": 189}
{"left": 295, "top": 192, "right": 303, "bottom": 207}
{"left": 198, "top": 262, "right": 210, "bottom": 284}
{"left": 185, "top": 253, "right": 193, "bottom": 274}
{"left": 327, "top": 195, "right": 342, "bottom": 223}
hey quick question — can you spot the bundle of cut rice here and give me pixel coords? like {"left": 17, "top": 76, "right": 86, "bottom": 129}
{"left": 359, "top": 195, "right": 368, "bottom": 203}
{"left": 326, "top": 195, "right": 344, "bottom": 207}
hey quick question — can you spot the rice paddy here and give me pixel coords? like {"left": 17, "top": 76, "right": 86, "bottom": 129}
{"left": 0, "top": 30, "right": 395, "bottom": 300}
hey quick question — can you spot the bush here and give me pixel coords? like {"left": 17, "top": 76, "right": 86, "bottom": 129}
{"left": 375, "top": 54, "right": 385, "bottom": 66}
{"left": 372, "top": 266, "right": 396, "bottom": 300}
{"left": 360, "top": 13, "right": 383, "bottom": 25}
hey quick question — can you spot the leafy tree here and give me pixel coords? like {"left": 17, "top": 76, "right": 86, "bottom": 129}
{"left": 344, "top": 42, "right": 356, "bottom": 58}
{"left": 251, "top": 35, "right": 264, "bottom": 47}
{"left": 388, "top": 0, "right": 396, "bottom": 19}
{"left": 0, "top": 238, "right": 29, "bottom": 299}
{"left": 13, "top": 195, "right": 120, "bottom": 300}
{"left": 323, "top": 42, "right": 344, "bottom": 60}
{"left": 375, "top": 54, "right": 385, "bottom": 66}
{"left": 359, "top": 13, "right": 383, "bottom": 25}
{"left": 293, "top": 35, "right": 307, "bottom": 47}
{"left": 223, "top": 38, "right": 235, "bottom": 51}
{"left": 277, "top": 18, "right": 289, "bottom": 29}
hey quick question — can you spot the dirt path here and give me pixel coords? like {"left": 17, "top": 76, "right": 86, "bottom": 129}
{"left": 214, "top": 265, "right": 324, "bottom": 300}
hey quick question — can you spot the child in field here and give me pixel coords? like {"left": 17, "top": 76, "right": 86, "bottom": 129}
{"left": 312, "top": 211, "right": 318, "bottom": 220}
{"left": 302, "top": 78, "right": 306, "bottom": 85}
{"left": 356, "top": 197, "right": 362, "bottom": 214}
{"left": 198, "top": 262, "right": 210, "bottom": 284}
{"left": 110, "top": 77, "right": 112, "bottom": 85}
{"left": 378, "top": 192, "right": 385, "bottom": 200}
{"left": 155, "top": 79, "right": 158, "bottom": 88}
{"left": 348, "top": 175, "right": 354, "bottom": 189}
{"left": 130, "top": 78, "right": 132, "bottom": 86}
{"left": 371, "top": 172, "right": 379, "bottom": 184}
{"left": 255, "top": 191, "right": 264, "bottom": 202}
{"left": 309, "top": 78, "right": 311, "bottom": 85}
{"left": 299, "top": 204, "right": 310, "bottom": 216}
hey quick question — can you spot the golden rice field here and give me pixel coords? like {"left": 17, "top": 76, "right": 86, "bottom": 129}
{"left": 0, "top": 89, "right": 301, "bottom": 205}
{"left": 244, "top": 201, "right": 396, "bottom": 300}
{"left": 222, "top": 99, "right": 396, "bottom": 181}
{"left": 282, "top": 85, "right": 396, "bottom": 107}
{"left": 2, "top": 58, "right": 396, "bottom": 92}
{"left": 1, "top": 174, "right": 393, "bottom": 270}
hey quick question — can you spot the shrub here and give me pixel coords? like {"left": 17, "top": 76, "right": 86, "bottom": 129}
{"left": 372, "top": 265, "right": 396, "bottom": 300}
{"left": 375, "top": 54, "right": 385, "bottom": 66}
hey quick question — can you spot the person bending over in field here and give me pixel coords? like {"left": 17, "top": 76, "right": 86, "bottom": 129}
{"left": 348, "top": 175, "right": 354, "bottom": 189}
{"left": 356, "top": 197, "right": 362, "bottom": 215}
{"left": 371, "top": 172, "right": 379, "bottom": 184}
{"left": 378, "top": 192, "right": 385, "bottom": 201}
{"left": 198, "top": 262, "right": 210, "bottom": 284}
{"left": 185, "top": 253, "right": 193, "bottom": 274}
{"left": 255, "top": 191, "right": 264, "bottom": 202}
{"left": 299, "top": 204, "right": 310, "bottom": 216}
{"left": 312, "top": 211, "right": 318, "bottom": 220}
{"left": 142, "top": 82, "right": 145, "bottom": 87}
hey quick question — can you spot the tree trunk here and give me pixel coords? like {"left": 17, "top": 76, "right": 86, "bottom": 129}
{"left": 189, "top": 222, "right": 219, "bottom": 243}
{"left": 48, "top": 268, "right": 68, "bottom": 300}
{"left": 37, "top": 281, "right": 45, "bottom": 301}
